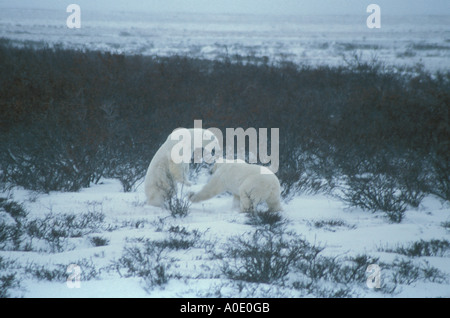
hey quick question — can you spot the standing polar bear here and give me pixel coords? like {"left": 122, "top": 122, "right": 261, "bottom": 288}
{"left": 189, "top": 159, "right": 282, "bottom": 212}
{"left": 145, "top": 128, "right": 220, "bottom": 207}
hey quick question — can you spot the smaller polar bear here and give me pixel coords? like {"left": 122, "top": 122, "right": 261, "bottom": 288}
{"left": 145, "top": 128, "right": 220, "bottom": 208}
{"left": 189, "top": 159, "right": 282, "bottom": 212}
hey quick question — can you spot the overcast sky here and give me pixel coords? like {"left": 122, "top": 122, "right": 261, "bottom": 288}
{"left": 0, "top": 0, "right": 448, "bottom": 15}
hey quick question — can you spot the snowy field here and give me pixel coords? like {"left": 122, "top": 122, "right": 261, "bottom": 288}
{"left": 0, "top": 8, "right": 449, "bottom": 71}
{"left": 1, "top": 172, "right": 450, "bottom": 298}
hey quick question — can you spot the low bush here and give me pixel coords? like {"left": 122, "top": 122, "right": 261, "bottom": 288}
{"left": 25, "top": 258, "right": 101, "bottom": 282}
{"left": 0, "top": 198, "right": 28, "bottom": 220}
{"left": 24, "top": 211, "right": 105, "bottom": 252}
{"left": 0, "top": 202, "right": 106, "bottom": 253}
{"left": 220, "top": 228, "right": 307, "bottom": 284}
{"left": 0, "top": 257, "right": 20, "bottom": 298}
{"left": 162, "top": 174, "right": 191, "bottom": 218}
{"left": 339, "top": 174, "right": 407, "bottom": 222}
{"left": 387, "top": 258, "right": 447, "bottom": 286}
{"left": 245, "top": 210, "right": 285, "bottom": 229}
{"left": 89, "top": 236, "right": 110, "bottom": 247}
{"left": 114, "top": 240, "right": 171, "bottom": 290}
{"left": 379, "top": 239, "right": 450, "bottom": 257}
{"left": 153, "top": 226, "right": 203, "bottom": 250}
{"left": 310, "top": 219, "right": 355, "bottom": 231}
{"left": 0, "top": 38, "right": 448, "bottom": 216}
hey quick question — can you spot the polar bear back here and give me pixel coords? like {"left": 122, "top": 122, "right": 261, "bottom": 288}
{"left": 189, "top": 159, "right": 282, "bottom": 212}
{"left": 214, "top": 160, "right": 280, "bottom": 198}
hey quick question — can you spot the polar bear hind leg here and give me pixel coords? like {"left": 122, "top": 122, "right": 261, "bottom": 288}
{"left": 238, "top": 175, "right": 282, "bottom": 212}
{"left": 238, "top": 178, "right": 265, "bottom": 212}
{"left": 232, "top": 194, "right": 240, "bottom": 209}
{"left": 266, "top": 193, "right": 282, "bottom": 212}
{"left": 145, "top": 186, "right": 167, "bottom": 207}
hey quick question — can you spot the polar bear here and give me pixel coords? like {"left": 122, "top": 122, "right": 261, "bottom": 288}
{"left": 145, "top": 128, "right": 220, "bottom": 207}
{"left": 189, "top": 159, "right": 282, "bottom": 212}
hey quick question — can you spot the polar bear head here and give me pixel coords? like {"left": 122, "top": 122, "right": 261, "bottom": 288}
{"left": 169, "top": 128, "right": 222, "bottom": 164}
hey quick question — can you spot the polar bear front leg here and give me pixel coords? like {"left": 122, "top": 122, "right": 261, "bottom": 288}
{"left": 168, "top": 161, "right": 192, "bottom": 186}
{"left": 145, "top": 185, "right": 168, "bottom": 208}
{"left": 189, "top": 174, "right": 225, "bottom": 203}
{"left": 182, "top": 162, "right": 192, "bottom": 186}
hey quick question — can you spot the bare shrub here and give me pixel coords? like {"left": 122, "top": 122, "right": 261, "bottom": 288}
{"left": 0, "top": 40, "right": 448, "bottom": 207}
{"left": 220, "top": 228, "right": 308, "bottom": 284}
{"left": 339, "top": 174, "right": 407, "bottom": 223}
{"left": 114, "top": 240, "right": 171, "bottom": 289}
{"left": 162, "top": 173, "right": 191, "bottom": 218}
{"left": 0, "top": 257, "right": 20, "bottom": 298}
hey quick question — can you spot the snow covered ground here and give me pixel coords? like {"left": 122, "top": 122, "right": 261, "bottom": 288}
{"left": 0, "top": 8, "right": 449, "bottom": 71}
{"left": 1, "top": 171, "right": 449, "bottom": 298}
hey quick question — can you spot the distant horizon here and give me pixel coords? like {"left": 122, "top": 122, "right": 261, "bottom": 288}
{"left": 0, "top": 0, "right": 448, "bottom": 16}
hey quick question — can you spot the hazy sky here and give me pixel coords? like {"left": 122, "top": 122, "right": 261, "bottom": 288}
{"left": 0, "top": 0, "right": 448, "bottom": 15}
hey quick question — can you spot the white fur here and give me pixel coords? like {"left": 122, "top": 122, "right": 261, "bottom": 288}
{"left": 190, "top": 159, "right": 282, "bottom": 212}
{"left": 144, "top": 128, "right": 220, "bottom": 207}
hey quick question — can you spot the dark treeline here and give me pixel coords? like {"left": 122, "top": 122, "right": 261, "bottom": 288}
{"left": 0, "top": 39, "right": 448, "bottom": 221}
